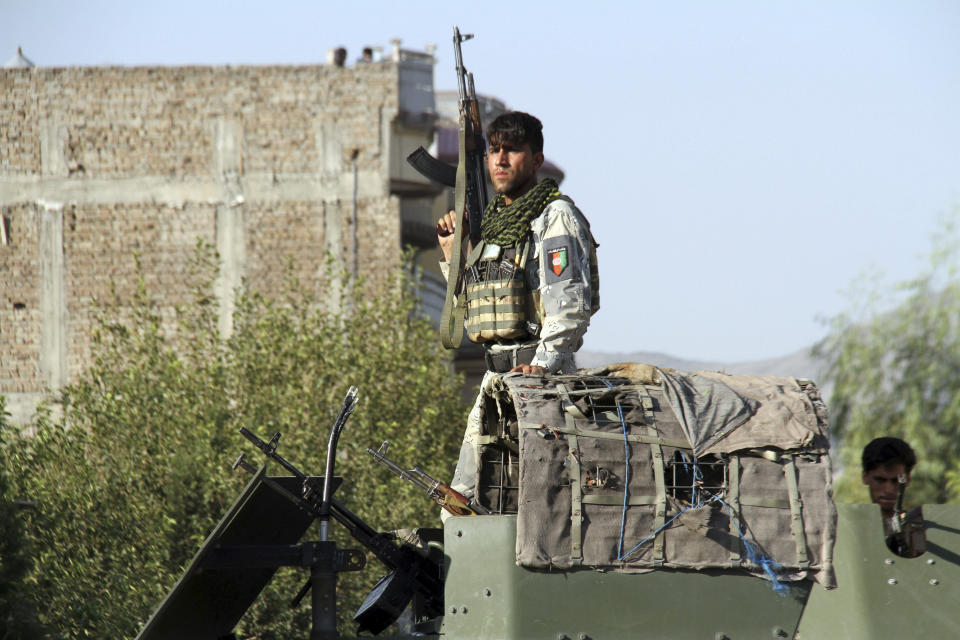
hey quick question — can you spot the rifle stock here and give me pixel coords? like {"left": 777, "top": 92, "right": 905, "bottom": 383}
{"left": 431, "top": 482, "right": 480, "bottom": 517}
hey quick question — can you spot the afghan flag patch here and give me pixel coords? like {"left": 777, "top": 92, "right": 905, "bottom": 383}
{"left": 548, "top": 247, "right": 568, "bottom": 276}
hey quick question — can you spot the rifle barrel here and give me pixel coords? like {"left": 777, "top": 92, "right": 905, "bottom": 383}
{"left": 454, "top": 26, "right": 468, "bottom": 101}
{"left": 367, "top": 447, "right": 435, "bottom": 494}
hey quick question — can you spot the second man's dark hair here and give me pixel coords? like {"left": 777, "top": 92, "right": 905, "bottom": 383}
{"left": 862, "top": 437, "right": 917, "bottom": 473}
{"left": 487, "top": 111, "right": 544, "bottom": 155}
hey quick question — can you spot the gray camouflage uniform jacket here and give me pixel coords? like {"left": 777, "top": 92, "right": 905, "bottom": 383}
{"left": 441, "top": 196, "right": 597, "bottom": 373}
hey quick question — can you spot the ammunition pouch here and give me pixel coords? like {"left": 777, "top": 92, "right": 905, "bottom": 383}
{"left": 465, "top": 278, "right": 531, "bottom": 343}
{"left": 464, "top": 240, "right": 536, "bottom": 344}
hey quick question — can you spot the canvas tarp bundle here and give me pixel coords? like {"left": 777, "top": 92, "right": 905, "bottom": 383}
{"left": 658, "top": 368, "right": 831, "bottom": 456}
{"left": 475, "top": 363, "right": 836, "bottom": 588}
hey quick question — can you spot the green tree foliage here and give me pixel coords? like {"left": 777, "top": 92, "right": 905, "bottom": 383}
{"left": 0, "top": 245, "right": 468, "bottom": 639}
{"left": 0, "top": 397, "right": 48, "bottom": 640}
{"left": 817, "top": 214, "right": 960, "bottom": 506}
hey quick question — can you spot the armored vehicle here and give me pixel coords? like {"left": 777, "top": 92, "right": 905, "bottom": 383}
{"left": 137, "top": 365, "right": 960, "bottom": 639}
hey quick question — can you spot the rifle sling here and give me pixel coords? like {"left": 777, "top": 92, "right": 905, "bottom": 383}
{"left": 439, "top": 124, "right": 470, "bottom": 349}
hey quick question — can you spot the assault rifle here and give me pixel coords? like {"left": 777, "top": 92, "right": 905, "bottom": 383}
{"left": 407, "top": 26, "right": 489, "bottom": 348}
{"left": 885, "top": 473, "right": 927, "bottom": 558}
{"left": 368, "top": 441, "right": 490, "bottom": 516}
{"left": 237, "top": 389, "right": 444, "bottom": 635}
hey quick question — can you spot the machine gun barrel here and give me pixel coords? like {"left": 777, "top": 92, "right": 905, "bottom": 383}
{"left": 240, "top": 428, "right": 306, "bottom": 479}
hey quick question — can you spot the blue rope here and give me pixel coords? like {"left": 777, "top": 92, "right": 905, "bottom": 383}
{"left": 617, "top": 492, "right": 789, "bottom": 595}
{"left": 719, "top": 498, "right": 789, "bottom": 595}
{"left": 618, "top": 494, "right": 720, "bottom": 561}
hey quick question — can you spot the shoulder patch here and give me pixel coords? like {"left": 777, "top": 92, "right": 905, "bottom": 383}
{"left": 548, "top": 247, "right": 568, "bottom": 276}
{"left": 543, "top": 235, "right": 580, "bottom": 284}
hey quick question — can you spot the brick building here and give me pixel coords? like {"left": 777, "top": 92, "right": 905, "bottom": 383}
{"left": 0, "top": 44, "right": 456, "bottom": 424}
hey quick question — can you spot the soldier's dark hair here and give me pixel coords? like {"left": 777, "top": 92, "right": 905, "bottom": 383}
{"left": 862, "top": 437, "right": 917, "bottom": 474}
{"left": 487, "top": 111, "right": 544, "bottom": 155}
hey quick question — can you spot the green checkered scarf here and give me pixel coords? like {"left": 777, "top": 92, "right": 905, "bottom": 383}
{"left": 480, "top": 178, "right": 562, "bottom": 246}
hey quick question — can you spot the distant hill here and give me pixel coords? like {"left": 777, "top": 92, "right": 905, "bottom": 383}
{"left": 576, "top": 346, "right": 830, "bottom": 393}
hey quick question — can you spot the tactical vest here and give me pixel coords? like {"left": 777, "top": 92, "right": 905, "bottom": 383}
{"left": 463, "top": 239, "right": 535, "bottom": 343}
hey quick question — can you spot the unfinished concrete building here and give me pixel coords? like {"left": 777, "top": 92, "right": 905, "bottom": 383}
{"left": 0, "top": 43, "right": 453, "bottom": 423}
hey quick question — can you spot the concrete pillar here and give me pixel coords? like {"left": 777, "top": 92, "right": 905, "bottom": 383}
{"left": 39, "top": 120, "right": 68, "bottom": 178}
{"left": 317, "top": 119, "right": 345, "bottom": 312}
{"left": 214, "top": 117, "right": 246, "bottom": 339}
{"left": 38, "top": 201, "right": 67, "bottom": 391}
{"left": 315, "top": 120, "right": 343, "bottom": 176}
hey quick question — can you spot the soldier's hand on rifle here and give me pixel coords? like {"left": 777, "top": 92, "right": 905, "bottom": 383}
{"left": 436, "top": 209, "right": 462, "bottom": 262}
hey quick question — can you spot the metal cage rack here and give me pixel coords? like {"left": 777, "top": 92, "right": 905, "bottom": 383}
{"left": 477, "top": 375, "right": 733, "bottom": 514}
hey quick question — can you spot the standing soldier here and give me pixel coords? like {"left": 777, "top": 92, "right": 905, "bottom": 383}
{"left": 436, "top": 111, "right": 599, "bottom": 504}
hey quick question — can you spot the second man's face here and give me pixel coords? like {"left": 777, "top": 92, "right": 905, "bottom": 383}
{"left": 487, "top": 140, "right": 544, "bottom": 202}
{"left": 863, "top": 463, "right": 910, "bottom": 513}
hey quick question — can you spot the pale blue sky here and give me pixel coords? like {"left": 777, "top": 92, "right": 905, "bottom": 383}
{"left": 4, "top": 0, "right": 959, "bottom": 361}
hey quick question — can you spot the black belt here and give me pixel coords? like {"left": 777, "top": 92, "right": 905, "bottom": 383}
{"left": 484, "top": 345, "right": 537, "bottom": 373}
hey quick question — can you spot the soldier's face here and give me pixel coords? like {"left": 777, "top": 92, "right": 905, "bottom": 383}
{"left": 487, "top": 140, "right": 544, "bottom": 203}
{"left": 863, "top": 463, "right": 910, "bottom": 513}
